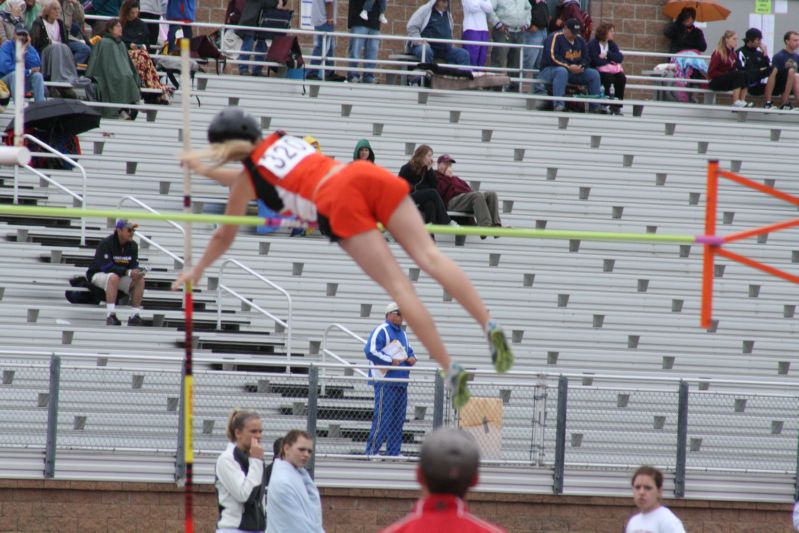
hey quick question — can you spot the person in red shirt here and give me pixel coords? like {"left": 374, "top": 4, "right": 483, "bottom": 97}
{"left": 174, "top": 108, "right": 514, "bottom": 409}
{"left": 380, "top": 428, "right": 507, "bottom": 533}
{"left": 434, "top": 154, "right": 502, "bottom": 237}
{"left": 708, "top": 30, "right": 750, "bottom": 108}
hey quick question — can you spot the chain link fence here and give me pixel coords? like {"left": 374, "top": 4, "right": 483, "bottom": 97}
{"left": 8, "top": 356, "right": 799, "bottom": 495}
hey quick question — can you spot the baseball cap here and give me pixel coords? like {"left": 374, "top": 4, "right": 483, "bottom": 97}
{"left": 419, "top": 428, "right": 480, "bottom": 496}
{"left": 437, "top": 154, "right": 456, "bottom": 165}
{"left": 384, "top": 302, "right": 399, "bottom": 315}
{"left": 115, "top": 219, "right": 139, "bottom": 230}
{"left": 564, "top": 18, "right": 581, "bottom": 34}
{"left": 745, "top": 28, "right": 763, "bottom": 42}
{"left": 14, "top": 23, "right": 28, "bottom": 36}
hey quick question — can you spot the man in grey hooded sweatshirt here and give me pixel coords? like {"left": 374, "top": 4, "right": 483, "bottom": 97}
{"left": 406, "top": 0, "right": 470, "bottom": 65}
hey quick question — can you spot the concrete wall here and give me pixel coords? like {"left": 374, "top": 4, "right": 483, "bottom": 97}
{"left": 0, "top": 479, "right": 794, "bottom": 533}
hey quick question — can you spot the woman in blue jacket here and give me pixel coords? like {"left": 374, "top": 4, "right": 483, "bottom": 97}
{"left": 588, "top": 22, "right": 625, "bottom": 115}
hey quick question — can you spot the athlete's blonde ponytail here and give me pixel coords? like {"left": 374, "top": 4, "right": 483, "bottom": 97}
{"left": 181, "top": 139, "right": 256, "bottom": 168}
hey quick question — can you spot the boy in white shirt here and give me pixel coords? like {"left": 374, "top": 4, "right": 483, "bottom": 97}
{"left": 626, "top": 465, "right": 686, "bottom": 533}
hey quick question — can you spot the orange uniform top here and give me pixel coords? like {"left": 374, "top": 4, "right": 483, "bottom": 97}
{"left": 245, "top": 132, "right": 337, "bottom": 221}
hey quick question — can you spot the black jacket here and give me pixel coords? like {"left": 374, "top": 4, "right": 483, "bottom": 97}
{"left": 122, "top": 18, "right": 150, "bottom": 47}
{"left": 398, "top": 163, "right": 437, "bottom": 191}
{"left": 30, "top": 17, "right": 69, "bottom": 54}
{"left": 348, "top": 0, "right": 380, "bottom": 30}
{"left": 664, "top": 21, "right": 706, "bottom": 53}
{"left": 529, "top": 1, "right": 549, "bottom": 31}
{"left": 86, "top": 232, "right": 139, "bottom": 280}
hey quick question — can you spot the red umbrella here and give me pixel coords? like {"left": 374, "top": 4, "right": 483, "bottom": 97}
{"left": 663, "top": 0, "right": 731, "bottom": 22}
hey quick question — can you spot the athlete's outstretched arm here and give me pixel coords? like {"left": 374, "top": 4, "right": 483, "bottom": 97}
{"left": 172, "top": 175, "right": 255, "bottom": 289}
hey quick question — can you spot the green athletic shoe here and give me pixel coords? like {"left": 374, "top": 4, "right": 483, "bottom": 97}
{"left": 442, "top": 363, "right": 471, "bottom": 410}
{"left": 487, "top": 319, "right": 514, "bottom": 373}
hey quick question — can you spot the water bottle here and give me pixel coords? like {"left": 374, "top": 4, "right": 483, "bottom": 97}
{"left": 599, "top": 86, "right": 605, "bottom": 99}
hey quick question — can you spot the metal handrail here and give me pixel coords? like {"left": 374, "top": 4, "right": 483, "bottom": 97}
{"left": 217, "top": 257, "right": 293, "bottom": 371}
{"left": 321, "top": 323, "right": 369, "bottom": 380}
{"left": 19, "top": 134, "right": 87, "bottom": 246}
{"left": 118, "top": 196, "right": 185, "bottom": 236}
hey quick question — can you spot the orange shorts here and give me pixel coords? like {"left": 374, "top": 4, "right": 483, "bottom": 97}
{"left": 314, "top": 160, "right": 410, "bottom": 239}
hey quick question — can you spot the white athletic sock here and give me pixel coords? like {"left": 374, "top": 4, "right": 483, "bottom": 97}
{"left": 131, "top": 307, "right": 142, "bottom": 317}
{"left": 106, "top": 303, "right": 116, "bottom": 316}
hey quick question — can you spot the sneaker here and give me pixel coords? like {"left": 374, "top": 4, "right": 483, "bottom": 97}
{"left": 764, "top": 101, "right": 774, "bottom": 109}
{"left": 486, "top": 319, "right": 514, "bottom": 373}
{"left": 324, "top": 73, "right": 347, "bottom": 82}
{"left": 609, "top": 107, "right": 623, "bottom": 116}
{"left": 553, "top": 105, "right": 566, "bottom": 112}
{"left": 359, "top": 9, "right": 368, "bottom": 20}
{"left": 379, "top": 13, "right": 388, "bottom": 24}
{"left": 732, "top": 100, "right": 747, "bottom": 108}
{"left": 106, "top": 313, "right": 121, "bottom": 326}
{"left": 780, "top": 103, "right": 794, "bottom": 111}
{"left": 306, "top": 73, "right": 321, "bottom": 80}
{"left": 745, "top": 101, "right": 755, "bottom": 108}
{"left": 127, "top": 314, "right": 144, "bottom": 326}
{"left": 589, "top": 107, "right": 609, "bottom": 114}
{"left": 442, "top": 363, "right": 471, "bottom": 409}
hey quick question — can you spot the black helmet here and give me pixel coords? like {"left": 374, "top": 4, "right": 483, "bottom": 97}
{"left": 207, "top": 107, "right": 261, "bottom": 144}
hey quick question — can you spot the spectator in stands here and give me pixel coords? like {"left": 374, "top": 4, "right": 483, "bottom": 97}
{"left": 307, "top": 0, "right": 346, "bottom": 81}
{"left": 0, "top": 0, "right": 25, "bottom": 44}
{"left": 237, "top": 0, "right": 285, "bottom": 77}
{"left": 435, "top": 154, "right": 501, "bottom": 235}
{"left": 588, "top": 22, "right": 624, "bottom": 115}
{"left": 664, "top": 7, "right": 706, "bottom": 54}
{"left": 353, "top": 138, "right": 375, "bottom": 161}
{"left": 347, "top": 0, "right": 381, "bottom": 83}
{"left": 0, "top": 24, "right": 45, "bottom": 102}
{"left": 266, "top": 430, "right": 323, "bottom": 533}
{"left": 137, "top": 0, "right": 163, "bottom": 46}
{"left": 7, "top": 0, "right": 40, "bottom": 30}
{"left": 737, "top": 28, "right": 777, "bottom": 108}
{"left": 86, "top": 219, "right": 145, "bottom": 326}
{"left": 767, "top": 30, "right": 799, "bottom": 110}
{"left": 488, "top": 0, "right": 530, "bottom": 89}
{"left": 626, "top": 466, "right": 685, "bottom": 533}
{"left": 364, "top": 301, "right": 417, "bottom": 457}
{"left": 407, "top": 0, "right": 470, "bottom": 67}
{"left": 548, "top": 0, "right": 589, "bottom": 40}
{"left": 708, "top": 30, "right": 750, "bottom": 108}
{"left": 60, "top": 0, "right": 92, "bottom": 64}
{"left": 86, "top": 18, "right": 142, "bottom": 119}
{"left": 538, "top": 18, "right": 605, "bottom": 113}
{"left": 30, "top": 0, "right": 81, "bottom": 98}
{"left": 215, "top": 409, "right": 267, "bottom": 533}
{"left": 380, "top": 428, "right": 507, "bottom": 533}
{"left": 90, "top": 0, "right": 122, "bottom": 33}
{"left": 120, "top": 0, "right": 171, "bottom": 104}
{"left": 523, "top": 0, "right": 548, "bottom": 74}
{"left": 166, "top": 0, "right": 194, "bottom": 53}
{"left": 398, "top": 144, "right": 454, "bottom": 227}
{"left": 461, "top": 0, "right": 491, "bottom": 67}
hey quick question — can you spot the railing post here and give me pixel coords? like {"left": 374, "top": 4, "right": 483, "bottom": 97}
{"left": 552, "top": 375, "right": 568, "bottom": 494}
{"left": 432, "top": 371, "right": 444, "bottom": 429}
{"left": 175, "top": 365, "right": 186, "bottom": 482}
{"left": 44, "top": 355, "right": 61, "bottom": 478}
{"left": 674, "top": 380, "right": 688, "bottom": 497}
{"left": 321, "top": 34, "right": 328, "bottom": 77}
{"left": 306, "top": 365, "right": 319, "bottom": 479}
{"left": 795, "top": 416, "right": 799, "bottom": 500}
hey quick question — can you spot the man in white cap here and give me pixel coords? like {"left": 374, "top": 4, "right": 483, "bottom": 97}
{"left": 363, "top": 301, "right": 417, "bottom": 456}
{"left": 380, "top": 428, "right": 507, "bottom": 532}
{"left": 86, "top": 219, "right": 145, "bottom": 326}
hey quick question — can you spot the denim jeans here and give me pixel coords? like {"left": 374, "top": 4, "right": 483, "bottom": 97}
{"left": 522, "top": 28, "right": 546, "bottom": 71}
{"left": 362, "top": 0, "right": 386, "bottom": 14}
{"left": 310, "top": 22, "right": 334, "bottom": 78}
{"left": 3, "top": 71, "right": 45, "bottom": 102}
{"left": 67, "top": 40, "right": 91, "bottom": 65}
{"left": 347, "top": 25, "right": 380, "bottom": 82}
{"left": 408, "top": 43, "right": 470, "bottom": 66}
{"left": 538, "top": 65, "right": 601, "bottom": 110}
{"left": 239, "top": 35, "right": 267, "bottom": 74}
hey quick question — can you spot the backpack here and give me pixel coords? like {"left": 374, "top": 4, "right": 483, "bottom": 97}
{"left": 65, "top": 275, "right": 104, "bottom": 304}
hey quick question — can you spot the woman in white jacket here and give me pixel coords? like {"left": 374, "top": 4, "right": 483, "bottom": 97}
{"left": 461, "top": 0, "right": 492, "bottom": 66}
{"left": 266, "top": 430, "right": 324, "bottom": 533}
{"left": 215, "top": 409, "right": 267, "bottom": 533}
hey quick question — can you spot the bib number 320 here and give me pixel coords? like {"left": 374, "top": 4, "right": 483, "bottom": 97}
{"left": 259, "top": 136, "right": 315, "bottom": 179}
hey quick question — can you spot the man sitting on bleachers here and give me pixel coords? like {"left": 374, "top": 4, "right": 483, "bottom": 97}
{"left": 86, "top": 219, "right": 146, "bottom": 326}
{"left": 0, "top": 24, "right": 45, "bottom": 101}
{"left": 406, "top": 0, "right": 470, "bottom": 67}
{"left": 538, "top": 17, "right": 605, "bottom": 113}
{"left": 766, "top": 30, "right": 799, "bottom": 110}
{"left": 435, "top": 154, "right": 502, "bottom": 237}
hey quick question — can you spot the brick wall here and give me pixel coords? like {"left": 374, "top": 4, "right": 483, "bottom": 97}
{"left": 0, "top": 479, "right": 794, "bottom": 532}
